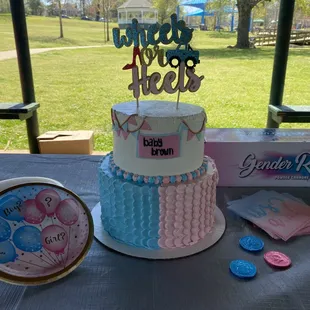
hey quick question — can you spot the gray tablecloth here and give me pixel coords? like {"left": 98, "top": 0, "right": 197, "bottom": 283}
{"left": 0, "top": 154, "right": 310, "bottom": 310}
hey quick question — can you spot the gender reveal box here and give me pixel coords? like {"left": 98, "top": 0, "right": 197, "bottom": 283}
{"left": 204, "top": 129, "right": 310, "bottom": 187}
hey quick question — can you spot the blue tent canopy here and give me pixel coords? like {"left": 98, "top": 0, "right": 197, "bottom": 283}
{"left": 185, "top": 9, "right": 214, "bottom": 17}
{"left": 179, "top": 0, "right": 209, "bottom": 22}
{"left": 177, "top": 0, "right": 237, "bottom": 30}
{"left": 181, "top": 0, "right": 207, "bottom": 11}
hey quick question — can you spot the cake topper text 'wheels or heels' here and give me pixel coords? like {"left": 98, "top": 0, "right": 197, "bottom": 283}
{"left": 112, "top": 14, "right": 204, "bottom": 108}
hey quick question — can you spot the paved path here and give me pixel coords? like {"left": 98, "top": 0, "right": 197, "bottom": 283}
{"left": 0, "top": 45, "right": 112, "bottom": 61}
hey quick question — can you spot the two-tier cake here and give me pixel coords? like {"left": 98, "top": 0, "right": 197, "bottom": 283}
{"left": 96, "top": 14, "right": 222, "bottom": 253}
{"left": 98, "top": 101, "right": 218, "bottom": 249}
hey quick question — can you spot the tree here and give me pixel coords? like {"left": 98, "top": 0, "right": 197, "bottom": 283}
{"left": 81, "top": 0, "right": 86, "bottom": 16}
{"left": 0, "top": 0, "right": 10, "bottom": 12}
{"left": 153, "top": 0, "right": 179, "bottom": 24}
{"left": 207, "top": 0, "right": 231, "bottom": 30}
{"left": 235, "top": 0, "right": 310, "bottom": 48}
{"left": 57, "top": 0, "right": 64, "bottom": 38}
{"left": 27, "top": 0, "right": 44, "bottom": 15}
{"left": 294, "top": 0, "right": 310, "bottom": 26}
{"left": 251, "top": 1, "right": 269, "bottom": 29}
{"left": 47, "top": 0, "right": 64, "bottom": 38}
{"left": 235, "top": 0, "right": 270, "bottom": 48}
{"left": 295, "top": 0, "right": 310, "bottom": 15}
{"left": 101, "top": 0, "right": 117, "bottom": 42}
{"left": 211, "top": 0, "right": 273, "bottom": 48}
{"left": 95, "top": 0, "right": 100, "bottom": 21}
{"left": 101, "top": 0, "right": 109, "bottom": 41}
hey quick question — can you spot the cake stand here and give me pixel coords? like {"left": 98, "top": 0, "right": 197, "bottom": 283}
{"left": 92, "top": 203, "right": 226, "bottom": 259}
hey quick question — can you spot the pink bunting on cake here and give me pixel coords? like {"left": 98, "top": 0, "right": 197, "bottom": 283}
{"left": 112, "top": 111, "right": 117, "bottom": 121}
{"left": 187, "top": 130, "right": 196, "bottom": 141}
{"left": 140, "top": 120, "right": 151, "bottom": 130}
{"left": 122, "top": 130, "right": 130, "bottom": 140}
{"left": 128, "top": 116, "right": 137, "bottom": 125}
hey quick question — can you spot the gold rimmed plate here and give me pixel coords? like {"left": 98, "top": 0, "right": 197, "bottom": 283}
{"left": 0, "top": 183, "right": 94, "bottom": 286}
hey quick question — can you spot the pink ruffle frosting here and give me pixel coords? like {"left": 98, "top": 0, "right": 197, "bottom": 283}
{"left": 158, "top": 157, "right": 218, "bottom": 249}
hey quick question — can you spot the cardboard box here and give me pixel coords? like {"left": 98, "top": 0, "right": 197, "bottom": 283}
{"left": 38, "top": 131, "right": 94, "bottom": 155}
{"left": 204, "top": 128, "right": 310, "bottom": 187}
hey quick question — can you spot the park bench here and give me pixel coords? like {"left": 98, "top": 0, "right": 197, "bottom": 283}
{"left": 0, "top": 102, "right": 39, "bottom": 120}
{"left": 268, "top": 105, "right": 310, "bottom": 125}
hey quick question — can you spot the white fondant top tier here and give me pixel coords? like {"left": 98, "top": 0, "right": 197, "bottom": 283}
{"left": 112, "top": 101, "right": 206, "bottom": 176}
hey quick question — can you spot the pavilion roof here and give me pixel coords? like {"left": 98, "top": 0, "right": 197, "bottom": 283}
{"left": 118, "top": 0, "right": 154, "bottom": 9}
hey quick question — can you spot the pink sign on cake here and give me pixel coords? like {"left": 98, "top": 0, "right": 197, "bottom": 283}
{"left": 138, "top": 134, "right": 180, "bottom": 159}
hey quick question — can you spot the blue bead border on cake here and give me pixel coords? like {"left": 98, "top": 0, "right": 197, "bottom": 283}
{"left": 103, "top": 151, "right": 208, "bottom": 185}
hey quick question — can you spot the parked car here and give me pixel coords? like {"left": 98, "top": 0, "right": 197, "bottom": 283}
{"left": 61, "top": 15, "right": 70, "bottom": 19}
{"left": 81, "top": 16, "right": 92, "bottom": 21}
{"left": 99, "top": 17, "right": 106, "bottom": 22}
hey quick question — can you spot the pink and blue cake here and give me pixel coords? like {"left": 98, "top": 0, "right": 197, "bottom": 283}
{"left": 98, "top": 14, "right": 220, "bottom": 251}
{"left": 99, "top": 100, "right": 219, "bottom": 249}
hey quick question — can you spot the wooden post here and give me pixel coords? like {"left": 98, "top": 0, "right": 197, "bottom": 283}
{"left": 267, "top": 0, "right": 296, "bottom": 128}
{"left": 10, "top": 0, "right": 40, "bottom": 153}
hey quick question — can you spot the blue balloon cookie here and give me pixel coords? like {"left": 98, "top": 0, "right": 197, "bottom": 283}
{"left": 229, "top": 260, "right": 257, "bottom": 279}
{"left": 239, "top": 235, "right": 264, "bottom": 252}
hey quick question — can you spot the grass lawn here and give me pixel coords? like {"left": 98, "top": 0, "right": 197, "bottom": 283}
{"left": 0, "top": 16, "right": 310, "bottom": 151}
{"left": 0, "top": 14, "right": 116, "bottom": 51}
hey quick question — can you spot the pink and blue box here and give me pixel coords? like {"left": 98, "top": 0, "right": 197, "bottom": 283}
{"left": 204, "top": 129, "right": 310, "bottom": 187}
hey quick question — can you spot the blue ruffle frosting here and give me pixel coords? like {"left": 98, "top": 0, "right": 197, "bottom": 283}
{"left": 99, "top": 155, "right": 160, "bottom": 249}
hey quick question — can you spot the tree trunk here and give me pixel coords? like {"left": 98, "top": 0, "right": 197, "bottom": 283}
{"left": 101, "top": 0, "right": 107, "bottom": 42}
{"left": 103, "top": 18, "right": 106, "bottom": 42}
{"left": 106, "top": 10, "right": 110, "bottom": 41}
{"left": 235, "top": 2, "right": 252, "bottom": 48}
{"left": 264, "top": 3, "right": 267, "bottom": 30}
{"left": 96, "top": 2, "right": 100, "bottom": 21}
{"left": 81, "top": 0, "right": 85, "bottom": 16}
{"left": 58, "top": 0, "right": 64, "bottom": 38}
{"left": 213, "top": 13, "right": 216, "bottom": 30}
